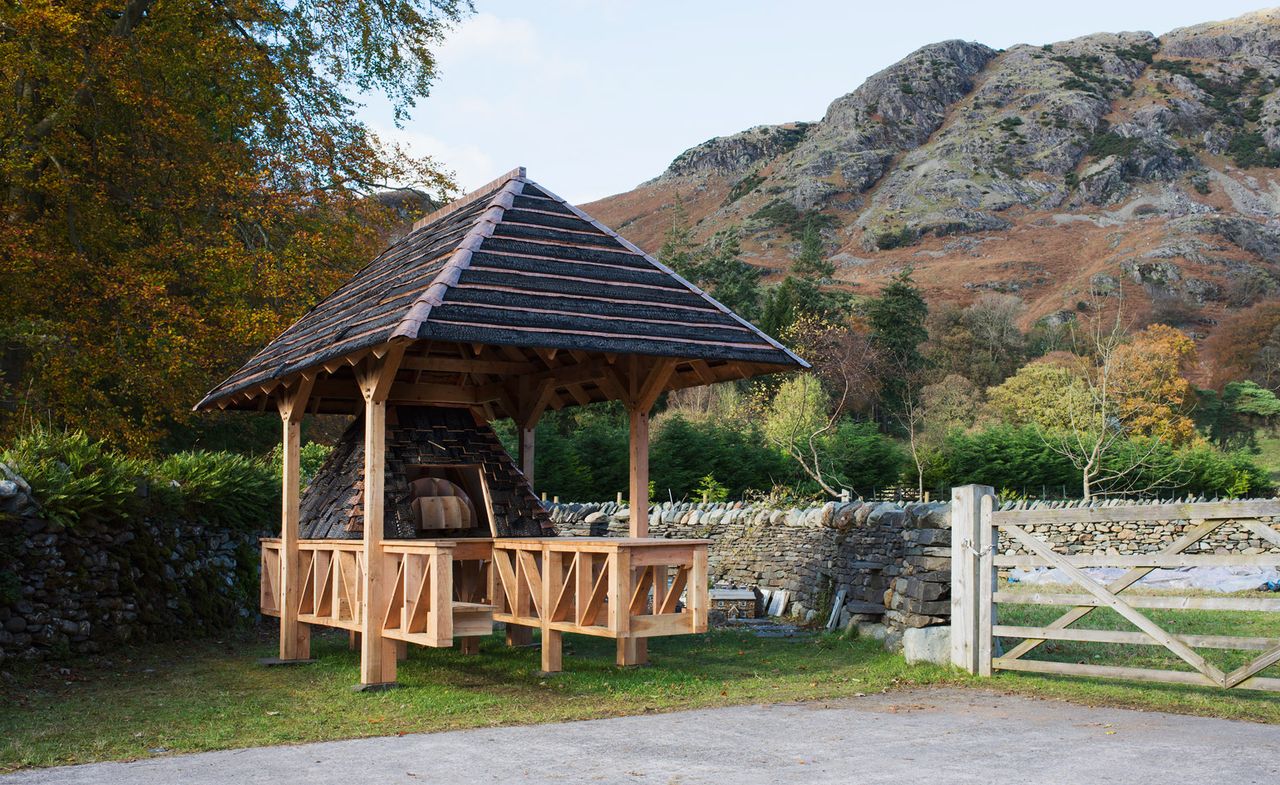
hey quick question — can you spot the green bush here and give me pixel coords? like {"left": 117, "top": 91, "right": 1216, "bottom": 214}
{"left": 153, "top": 451, "right": 279, "bottom": 531}
{"left": 2, "top": 429, "right": 285, "bottom": 531}
{"left": 2, "top": 429, "right": 143, "bottom": 528}
{"left": 927, "top": 425, "right": 1076, "bottom": 493}
{"left": 824, "top": 420, "right": 906, "bottom": 494}
{"left": 928, "top": 425, "right": 1273, "bottom": 498}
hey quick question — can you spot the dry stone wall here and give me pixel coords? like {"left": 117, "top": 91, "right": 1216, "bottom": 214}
{"left": 0, "top": 465, "right": 263, "bottom": 664}
{"left": 549, "top": 499, "right": 954, "bottom": 641}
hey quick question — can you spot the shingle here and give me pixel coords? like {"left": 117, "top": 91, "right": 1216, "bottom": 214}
{"left": 196, "top": 167, "right": 805, "bottom": 410}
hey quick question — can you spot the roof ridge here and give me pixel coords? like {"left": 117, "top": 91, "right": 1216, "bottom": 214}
{"left": 522, "top": 179, "right": 810, "bottom": 369}
{"left": 410, "top": 166, "right": 526, "bottom": 234}
{"left": 391, "top": 175, "right": 525, "bottom": 341}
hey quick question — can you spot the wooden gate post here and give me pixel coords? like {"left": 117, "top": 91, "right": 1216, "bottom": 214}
{"left": 951, "top": 484, "right": 994, "bottom": 673}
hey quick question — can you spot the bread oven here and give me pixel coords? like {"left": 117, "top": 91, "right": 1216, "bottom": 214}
{"left": 298, "top": 405, "right": 551, "bottom": 541}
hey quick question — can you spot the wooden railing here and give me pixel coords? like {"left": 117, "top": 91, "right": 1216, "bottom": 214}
{"left": 490, "top": 537, "right": 710, "bottom": 672}
{"left": 262, "top": 536, "right": 708, "bottom": 671}
{"left": 259, "top": 538, "right": 494, "bottom": 647}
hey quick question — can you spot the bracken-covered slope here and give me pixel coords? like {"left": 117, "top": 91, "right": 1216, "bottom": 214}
{"left": 583, "top": 9, "right": 1280, "bottom": 359}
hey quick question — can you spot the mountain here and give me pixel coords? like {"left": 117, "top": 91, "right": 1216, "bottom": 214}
{"left": 582, "top": 10, "right": 1280, "bottom": 362}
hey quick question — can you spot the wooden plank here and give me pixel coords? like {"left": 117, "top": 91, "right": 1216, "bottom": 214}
{"left": 993, "top": 500, "right": 1280, "bottom": 525}
{"left": 428, "top": 548, "right": 453, "bottom": 646}
{"left": 628, "top": 405, "right": 650, "bottom": 538}
{"left": 999, "top": 518, "right": 1223, "bottom": 663}
{"left": 1224, "top": 642, "right": 1280, "bottom": 688}
{"left": 997, "top": 657, "right": 1280, "bottom": 693}
{"left": 1002, "top": 522, "right": 1227, "bottom": 686}
{"left": 631, "top": 546, "right": 694, "bottom": 567}
{"left": 580, "top": 556, "right": 610, "bottom": 627}
{"left": 551, "top": 553, "right": 578, "bottom": 623}
{"left": 994, "top": 591, "right": 1280, "bottom": 612}
{"left": 994, "top": 551, "right": 1280, "bottom": 568}
{"left": 517, "top": 550, "right": 544, "bottom": 618}
{"left": 1244, "top": 520, "right": 1280, "bottom": 549}
{"left": 661, "top": 566, "right": 688, "bottom": 615}
{"left": 541, "top": 544, "right": 564, "bottom": 673}
{"left": 950, "top": 485, "right": 991, "bottom": 673}
{"left": 629, "top": 565, "right": 655, "bottom": 616}
{"left": 629, "top": 613, "right": 694, "bottom": 637}
{"left": 994, "top": 624, "right": 1280, "bottom": 651}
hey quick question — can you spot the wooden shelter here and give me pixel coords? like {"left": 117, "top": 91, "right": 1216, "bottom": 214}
{"left": 197, "top": 167, "right": 806, "bottom": 688}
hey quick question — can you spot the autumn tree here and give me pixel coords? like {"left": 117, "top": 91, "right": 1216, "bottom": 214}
{"left": 925, "top": 294, "right": 1025, "bottom": 388}
{"left": 1109, "top": 324, "right": 1198, "bottom": 445}
{"left": 1, "top": 0, "right": 466, "bottom": 452}
{"left": 1204, "top": 302, "right": 1280, "bottom": 391}
{"left": 761, "top": 316, "right": 883, "bottom": 496}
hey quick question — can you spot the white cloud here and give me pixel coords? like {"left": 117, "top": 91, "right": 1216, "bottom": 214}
{"left": 377, "top": 125, "right": 498, "bottom": 194}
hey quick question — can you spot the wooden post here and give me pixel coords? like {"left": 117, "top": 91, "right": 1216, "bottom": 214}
{"left": 977, "top": 492, "right": 997, "bottom": 677}
{"left": 518, "top": 426, "right": 535, "bottom": 491}
{"left": 355, "top": 344, "right": 405, "bottom": 690}
{"left": 627, "top": 405, "right": 650, "bottom": 539}
{"left": 616, "top": 359, "right": 673, "bottom": 666}
{"left": 274, "top": 378, "right": 313, "bottom": 663}
{"left": 950, "top": 484, "right": 994, "bottom": 674}
{"left": 540, "top": 546, "right": 564, "bottom": 674}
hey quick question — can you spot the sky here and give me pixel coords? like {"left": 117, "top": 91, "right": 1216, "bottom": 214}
{"left": 361, "top": 1, "right": 1274, "bottom": 204}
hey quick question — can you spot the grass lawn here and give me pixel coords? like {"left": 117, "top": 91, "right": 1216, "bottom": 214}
{"left": 5, "top": 614, "right": 1280, "bottom": 772}
{"left": 0, "top": 625, "right": 955, "bottom": 771}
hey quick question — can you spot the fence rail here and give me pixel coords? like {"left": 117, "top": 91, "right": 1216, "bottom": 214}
{"left": 951, "top": 485, "right": 1280, "bottom": 692}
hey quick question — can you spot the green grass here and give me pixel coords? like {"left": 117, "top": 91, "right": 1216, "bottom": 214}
{"left": 1253, "top": 432, "right": 1280, "bottom": 486}
{"left": 0, "top": 626, "right": 954, "bottom": 771}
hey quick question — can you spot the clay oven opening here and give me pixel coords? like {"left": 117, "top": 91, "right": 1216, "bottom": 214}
{"left": 406, "top": 464, "right": 495, "bottom": 537}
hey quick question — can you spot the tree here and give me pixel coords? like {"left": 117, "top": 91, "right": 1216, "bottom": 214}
{"left": 760, "top": 225, "right": 849, "bottom": 338}
{"left": 657, "top": 195, "right": 698, "bottom": 280}
{"left": 1, "top": 0, "right": 466, "bottom": 452}
{"left": 1110, "top": 324, "right": 1198, "bottom": 446}
{"left": 688, "top": 229, "right": 762, "bottom": 319}
{"left": 1041, "top": 317, "right": 1185, "bottom": 499}
{"left": 985, "top": 358, "right": 1092, "bottom": 431}
{"left": 864, "top": 269, "right": 928, "bottom": 419}
{"left": 761, "top": 374, "right": 843, "bottom": 497}
{"left": 925, "top": 294, "right": 1025, "bottom": 389}
{"left": 1204, "top": 302, "right": 1280, "bottom": 392}
{"left": 1197, "top": 380, "right": 1280, "bottom": 450}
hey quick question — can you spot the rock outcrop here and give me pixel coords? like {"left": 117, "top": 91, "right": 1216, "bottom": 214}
{"left": 583, "top": 10, "right": 1280, "bottom": 357}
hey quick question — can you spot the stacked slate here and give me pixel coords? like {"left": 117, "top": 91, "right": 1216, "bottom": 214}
{"left": 298, "top": 405, "right": 551, "bottom": 539}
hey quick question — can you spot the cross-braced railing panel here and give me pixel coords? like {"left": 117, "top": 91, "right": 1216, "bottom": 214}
{"left": 260, "top": 538, "right": 495, "bottom": 646}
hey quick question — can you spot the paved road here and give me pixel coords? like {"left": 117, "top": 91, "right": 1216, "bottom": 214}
{"left": 6, "top": 689, "right": 1280, "bottom": 784}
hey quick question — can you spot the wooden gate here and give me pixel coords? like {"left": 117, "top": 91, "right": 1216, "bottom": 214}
{"left": 951, "top": 485, "right": 1280, "bottom": 691}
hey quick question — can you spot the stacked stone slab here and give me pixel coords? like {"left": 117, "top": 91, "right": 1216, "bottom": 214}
{"left": 884, "top": 502, "right": 952, "bottom": 631}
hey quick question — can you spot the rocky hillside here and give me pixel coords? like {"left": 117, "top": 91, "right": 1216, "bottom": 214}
{"left": 583, "top": 10, "right": 1280, "bottom": 358}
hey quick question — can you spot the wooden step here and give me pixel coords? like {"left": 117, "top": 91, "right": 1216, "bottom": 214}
{"left": 453, "top": 601, "right": 495, "bottom": 638}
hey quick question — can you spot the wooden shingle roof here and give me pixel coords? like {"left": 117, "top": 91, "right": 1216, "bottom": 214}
{"left": 196, "top": 167, "right": 805, "bottom": 412}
